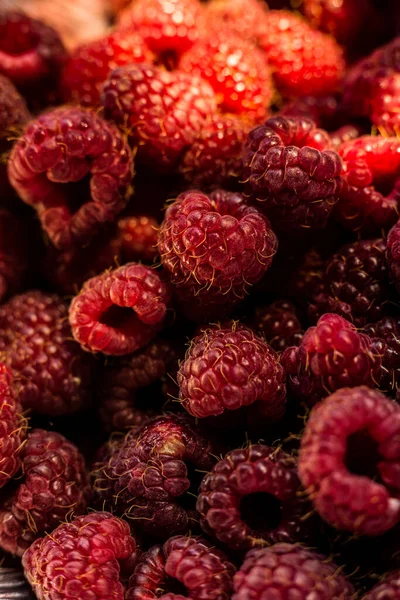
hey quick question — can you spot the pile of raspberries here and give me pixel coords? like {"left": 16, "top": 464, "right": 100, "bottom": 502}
{"left": 2, "top": 0, "right": 400, "bottom": 598}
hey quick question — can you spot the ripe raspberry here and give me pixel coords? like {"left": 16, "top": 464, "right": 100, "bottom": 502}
{"left": 363, "top": 571, "right": 400, "bottom": 599}
{"left": 103, "top": 63, "right": 216, "bottom": 171}
{"left": 0, "top": 364, "right": 26, "bottom": 490}
{"left": 178, "top": 323, "right": 286, "bottom": 420}
{"left": 0, "top": 209, "right": 31, "bottom": 302}
{"left": 299, "top": 386, "right": 400, "bottom": 535}
{"left": 281, "top": 313, "right": 382, "bottom": 406}
{"left": 253, "top": 300, "right": 304, "bottom": 352}
{"left": 0, "top": 290, "right": 94, "bottom": 416}
{"left": 0, "top": 429, "right": 90, "bottom": 556}
{"left": 330, "top": 123, "right": 366, "bottom": 149}
{"left": 242, "top": 116, "right": 343, "bottom": 231}
{"left": 204, "top": 0, "right": 269, "bottom": 41}
{"left": 127, "top": 536, "right": 235, "bottom": 600}
{"left": 69, "top": 263, "right": 170, "bottom": 356}
{"left": 337, "top": 135, "right": 400, "bottom": 233}
{"left": 370, "top": 73, "right": 400, "bottom": 137}
{"left": 233, "top": 544, "right": 354, "bottom": 599}
{"left": 8, "top": 106, "right": 134, "bottom": 250}
{"left": 22, "top": 512, "right": 137, "bottom": 600}
{"left": 363, "top": 316, "right": 400, "bottom": 397}
{"left": 280, "top": 93, "right": 341, "bottom": 130}
{"left": 117, "top": 215, "right": 159, "bottom": 263}
{"left": 61, "top": 29, "right": 153, "bottom": 107}
{"left": 258, "top": 10, "right": 345, "bottom": 98}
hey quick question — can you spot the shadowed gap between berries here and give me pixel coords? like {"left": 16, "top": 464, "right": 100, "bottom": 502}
{"left": 178, "top": 461, "right": 206, "bottom": 511}
{"left": 99, "top": 304, "right": 139, "bottom": 334}
{"left": 345, "top": 429, "right": 382, "bottom": 482}
{"left": 240, "top": 492, "right": 283, "bottom": 534}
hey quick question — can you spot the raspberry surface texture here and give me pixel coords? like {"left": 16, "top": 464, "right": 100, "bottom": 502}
{"left": 363, "top": 316, "right": 400, "bottom": 396}
{"left": 0, "top": 364, "right": 26, "bottom": 490}
{"left": 387, "top": 218, "right": 400, "bottom": 293}
{"left": 205, "top": 0, "right": 269, "bottom": 41}
{"left": 363, "top": 570, "right": 400, "bottom": 599}
{"left": 254, "top": 300, "right": 304, "bottom": 352}
{"left": 117, "top": 215, "right": 159, "bottom": 263}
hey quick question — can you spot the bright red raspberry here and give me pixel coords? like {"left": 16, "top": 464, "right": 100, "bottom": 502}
{"left": 103, "top": 63, "right": 216, "bottom": 171}
{"left": 363, "top": 316, "right": 400, "bottom": 397}
{"left": 0, "top": 291, "right": 94, "bottom": 416}
{"left": 0, "top": 364, "right": 26, "bottom": 490}
{"left": 281, "top": 313, "right": 382, "bottom": 406}
{"left": 69, "top": 263, "right": 170, "bottom": 356}
{"left": 0, "top": 209, "right": 31, "bottom": 302}
{"left": 233, "top": 544, "right": 354, "bottom": 600}
{"left": 8, "top": 106, "right": 134, "bottom": 250}
{"left": 117, "top": 215, "right": 159, "bottom": 263}
{"left": 254, "top": 300, "right": 304, "bottom": 352}
{"left": 22, "top": 512, "right": 137, "bottom": 600}
{"left": 0, "top": 429, "right": 90, "bottom": 556}
{"left": 363, "top": 571, "right": 400, "bottom": 599}
{"left": 127, "top": 536, "right": 235, "bottom": 600}
{"left": 387, "top": 219, "right": 400, "bottom": 293}
{"left": 299, "top": 386, "right": 400, "bottom": 535}
{"left": 330, "top": 123, "right": 366, "bottom": 149}
{"left": 204, "top": 0, "right": 269, "bottom": 41}
{"left": 178, "top": 323, "right": 286, "bottom": 420}
{"left": 242, "top": 116, "right": 343, "bottom": 231}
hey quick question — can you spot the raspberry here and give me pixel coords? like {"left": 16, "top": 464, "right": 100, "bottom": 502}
{"left": 69, "top": 263, "right": 170, "bottom": 356}
{"left": 178, "top": 323, "right": 286, "bottom": 420}
{"left": 197, "top": 444, "right": 314, "bottom": 551}
{"left": 126, "top": 536, "right": 235, "bottom": 600}
{"left": 179, "top": 32, "right": 273, "bottom": 122}
{"left": 0, "top": 209, "right": 31, "bottom": 302}
{"left": 0, "top": 364, "right": 26, "bottom": 490}
{"left": 253, "top": 300, "right": 304, "bottom": 352}
{"left": 242, "top": 116, "right": 343, "bottom": 231}
{"left": 363, "top": 316, "right": 400, "bottom": 397}
{"left": 8, "top": 106, "right": 134, "bottom": 250}
{"left": 299, "top": 386, "right": 400, "bottom": 535}
{"left": 103, "top": 63, "right": 216, "bottom": 171}
{"left": 22, "top": 512, "right": 137, "bottom": 600}
{"left": 0, "top": 429, "right": 90, "bottom": 556}
{"left": 233, "top": 544, "right": 354, "bottom": 599}
{"left": 281, "top": 313, "right": 382, "bottom": 406}
{"left": 330, "top": 123, "right": 366, "bottom": 149}
{"left": 204, "top": 0, "right": 269, "bottom": 41}
{"left": 337, "top": 136, "right": 400, "bottom": 233}
{"left": 117, "top": 215, "right": 159, "bottom": 263}
{"left": 61, "top": 29, "right": 153, "bottom": 107}
{"left": 280, "top": 93, "right": 341, "bottom": 130}
{"left": 0, "top": 290, "right": 94, "bottom": 416}
{"left": 363, "top": 571, "right": 400, "bottom": 599}
{"left": 0, "top": 567, "right": 34, "bottom": 599}
{"left": 258, "top": 10, "right": 345, "bottom": 98}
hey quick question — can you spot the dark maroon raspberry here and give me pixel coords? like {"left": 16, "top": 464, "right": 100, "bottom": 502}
{"left": 8, "top": 106, "right": 134, "bottom": 250}
{"left": 281, "top": 313, "right": 382, "bottom": 406}
{"left": 363, "top": 571, "right": 400, "bottom": 599}
{"left": 178, "top": 323, "right": 286, "bottom": 420}
{"left": 363, "top": 316, "right": 400, "bottom": 397}
{"left": 0, "top": 429, "right": 90, "bottom": 556}
{"left": 0, "top": 364, "right": 26, "bottom": 490}
{"left": 233, "top": 544, "right": 354, "bottom": 599}
{"left": 69, "top": 263, "right": 170, "bottom": 356}
{"left": 299, "top": 386, "right": 400, "bottom": 535}
{"left": 127, "top": 536, "right": 235, "bottom": 600}
{"left": 242, "top": 116, "right": 343, "bottom": 231}
{"left": 0, "top": 209, "right": 31, "bottom": 302}
{"left": 387, "top": 218, "right": 400, "bottom": 293}
{"left": 118, "top": 215, "right": 159, "bottom": 264}
{"left": 254, "top": 300, "right": 304, "bottom": 352}
{"left": 280, "top": 93, "right": 341, "bottom": 129}
{"left": 22, "top": 512, "right": 137, "bottom": 600}
{"left": 0, "top": 290, "right": 94, "bottom": 416}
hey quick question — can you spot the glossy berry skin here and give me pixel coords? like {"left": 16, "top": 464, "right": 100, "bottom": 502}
{"left": 254, "top": 300, "right": 303, "bottom": 352}
{"left": 8, "top": 106, "right": 134, "bottom": 250}
{"left": 0, "top": 429, "right": 89, "bottom": 556}
{"left": 363, "top": 571, "right": 400, "bottom": 599}
{"left": 387, "top": 219, "right": 400, "bottom": 293}
{"left": 242, "top": 116, "right": 343, "bottom": 231}
{"left": 0, "top": 364, "right": 26, "bottom": 490}
{"left": 69, "top": 263, "right": 170, "bottom": 356}
{"left": 205, "top": 0, "right": 269, "bottom": 42}
{"left": 22, "top": 512, "right": 137, "bottom": 600}
{"left": 299, "top": 386, "right": 400, "bottom": 535}
{"left": 363, "top": 317, "right": 400, "bottom": 397}
{"left": 281, "top": 313, "right": 382, "bottom": 406}
{"left": 233, "top": 544, "right": 354, "bottom": 600}
{"left": 117, "top": 215, "right": 159, "bottom": 263}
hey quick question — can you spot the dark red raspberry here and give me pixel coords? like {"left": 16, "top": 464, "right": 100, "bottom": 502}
{"left": 387, "top": 218, "right": 400, "bottom": 292}
{"left": 299, "top": 386, "right": 400, "bottom": 535}
{"left": 117, "top": 215, "right": 159, "bottom": 263}
{"left": 127, "top": 536, "right": 235, "bottom": 600}
{"left": 363, "top": 316, "right": 400, "bottom": 397}
{"left": 0, "top": 209, "right": 31, "bottom": 302}
{"left": 0, "top": 290, "right": 94, "bottom": 416}
{"left": 253, "top": 300, "right": 304, "bottom": 352}
{"left": 178, "top": 323, "right": 286, "bottom": 420}
{"left": 363, "top": 571, "right": 400, "bottom": 599}
{"left": 337, "top": 135, "right": 400, "bottom": 233}
{"left": 204, "top": 0, "right": 269, "bottom": 41}
{"left": 0, "top": 364, "right": 26, "bottom": 490}
{"left": 22, "top": 512, "right": 137, "bottom": 600}
{"left": 8, "top": 106, "right": 134, "bottom": 250}
{"left": 281, "top": 313, "right": 382, "bottom": 406}
{"left": 233, "top": 544, "right": 354, "bottom": 600}
{"left": 279, "top": 93, "right": 341, "bottom": 130}
{"left": 0, "top": 429, "right": 90, "bottom": 556}
{"left": 242, "top": 116, "right": 343, "bottom": 231}
{"left": 281, "top": 247, "right": 325, "bottom": 303}
{"left": 103, "top": 63, "right": 216, "bottom": 171}
{"left": 69, "top": 263, "right": 170, "bottom": 356}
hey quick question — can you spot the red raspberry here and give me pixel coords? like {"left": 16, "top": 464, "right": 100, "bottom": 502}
{"left": 22, "top": 512, "right": 137, "bottom": 600}
{"left": 178, "top": 323, "right": 286, "bottom": 420}
{"left": 258, "top": 10, "right": 345, "bottom": 98}
{"left": 126, "top": 536, "right": 235, "bottom": 600}
{"left": 0, "top": 429, "right": 90, "bottom": 556}
{"left": 388, "top": 219, "right": 400, "bottom": 293}
{"left": 299, "top": 386, "right": 400, "bottom": 535}
{"left": 0, "top": 364, "right": 26, "bottom": 490}
{"left": 205, "top": 0, "right": 268, "bottom": 42}
{"left": 337, "top": 135, "right": 400, "bottom": 233}
{"left": 253, "top": 300, "right": 304, "bottom": 352}
{"left": 370, "top": 73, "right": 400, "bottom": 137}
{"left": 242, "top": 116, "right": 343, "bottom": 231}
{"left": 69, "top": 263, "right": 170, "bottom": 356}
{"left": 363, "top": 571, "right": 400, "bottom": 599}
{"left": 61, "top": 29, "right": 153, "bottom": 107}
{"left": 233, "top": 544, "right": 354, "bottom": 599}
{"left": 0, "top": 291, "right": 94, "bottom": 416}
{"left": 363, "top": 316, "right": 400, "bottom": 397}
{"left": 0, "top": 209, "right": 31, "bottom": 302}
{"left": 102, "top": 63, "right": 216, "bottom": 171}
{"left": 117, "top": 215, "right": 159, "bottom": 263}
{"left": 330, "top": 123, "right": 366, "bottom": 149}
{"left": 281, "top": 313, "right": 382, "bottom": 406}
{"left": 8, "top": 106, "right": 134, "bottom": 250}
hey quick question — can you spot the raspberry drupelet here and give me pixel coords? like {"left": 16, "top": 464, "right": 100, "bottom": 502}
{"left": 69, "top": 263, "right": 170, "bottom": 356}
{"left": 8, "top": 106, "right": 134, "bottom": 250}
{"left": 242, "top": 116, "right": 343, "bottom": 232}
{"left": 0, "top": 364, "right": 26, "bottom": 490}
{"left": 117, "top": 215, "right": 159, "bottom": 263}
{"left": 233, "top": 543, "right": 354, "bottom": 600}
{"left": 363, "top": 571, "right": 400, "bottom": 599}
{"left": 22, "top": 512, "right": 137, "bottom": 600}
{"left": 387, "top": 219, "right": 400, "bottom": 293}
{"left": 126, "top": 536, "right": 235, "bottom": 600}
{"left": 0, "top": 429, "right": 90, "bottom": 556}
{"left": 363, "top": 316, "right": 400, "bottom": 397}
{"left": 253, "top": 300, "right": 304, "bottom": 352}
{"left": 281, "top": 313, "right": 382, "bottom": 406}
{"left": 204, "top": 0, "right": 269, "bottom": 42}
